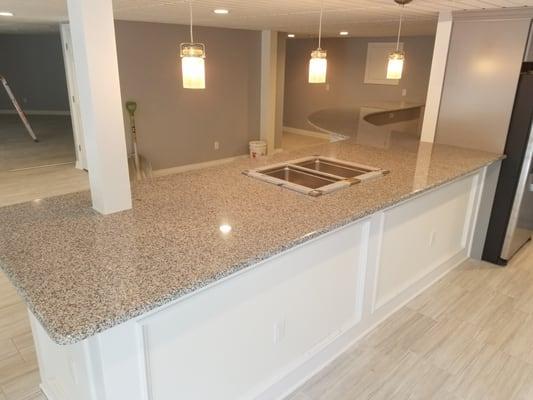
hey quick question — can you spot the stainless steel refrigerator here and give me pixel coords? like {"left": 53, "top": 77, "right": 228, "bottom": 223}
{"left": 483, "top": 65, "right": 533, "bottom": 265}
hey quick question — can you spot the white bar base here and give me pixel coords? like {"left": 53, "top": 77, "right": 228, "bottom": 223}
{"left": 31, "top": 168, "right": 487, "bottom": 400}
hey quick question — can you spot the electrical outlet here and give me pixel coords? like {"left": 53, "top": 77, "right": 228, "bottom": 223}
{"left": 325, "top": 83, "right": 330, "bottom": 91}
{"left": 214, "top": 141, "right": 219, "bottom": 150}
{"left": 273, "top": 319, "right": 286, "bottom": 344}
{"left": 402, "top": 88, "right": 407, "bottom": 97}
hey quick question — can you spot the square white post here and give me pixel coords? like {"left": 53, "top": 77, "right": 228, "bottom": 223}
{"left": 66, "top": 0, "right": 132, "bottom": 214}
{"left": 420, "top": 11, "right": 453, "bottom": 143}
{"left": 260, "top": 30, "right": 278, "bottom": 155}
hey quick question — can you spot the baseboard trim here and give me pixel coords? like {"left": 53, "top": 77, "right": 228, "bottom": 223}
{"left": 0, "top": 110, "right": 71, "bottom": 116}
{"left": 283, "top": 126, "right": 331, "bottom": 140}
{"left": 40, "top": 383, "right": 56, "bottom": 400}
{"left": 153, "top": 154, "right": 249, "bottom": 177}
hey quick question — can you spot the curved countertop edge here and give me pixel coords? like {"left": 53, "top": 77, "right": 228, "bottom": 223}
{"left": 362, "top": 104, "right": 424, "bottom": 123}
{"left": 1, "top": 154, "right": 502, "bottom": 346}
{"left": 307, "top": 102, "right": 424, "bottom": 137}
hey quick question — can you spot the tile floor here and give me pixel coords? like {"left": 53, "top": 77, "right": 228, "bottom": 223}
{"left": 287, "top": 242, "right": 533, "bottom": 400}
{"left": 0, "top": 115, "right": 89, "bottom": 206}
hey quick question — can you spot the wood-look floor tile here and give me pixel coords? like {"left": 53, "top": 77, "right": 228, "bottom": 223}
{"left": 1, "top": 369, "right": 40, "bottom": 400}
{"left": 334, "top": 348, "right": 412, "bottom": 399}
{"left": 494, "top": 268, "right": 533, "bottom": 300}
{"left": 0, "top": 318, "right": 31, "bottom": 343}
{"left": 0, "top": 340, "right": 18, "bottom": 361}
{"left": 368, "top": 351, "right": 451, "bottom": 400}
{"left": 0, "top": 353, "right": 37, "bottom": 386}
{"left": 475, "top": 305, "right": 527, "bottom": 350}
{"left": 412, "top": 282, "right": 468, "bottom": 320}
{"left": 444, "top": 343, "right": 504, "bottom": 398}
{"left": 513, "top": 280, "right": 533, "bottom": 314}
{"left": 410, "top": 317, "right": 484, "bottom": 375}
{"left": 501, "top": 314, "right": 533, "bottom": 364}
{"left": 298, "top": 350, "right": 361, "bottom": 399}
{"left": 0, "top": 304, "right": 29, "bottom": 331}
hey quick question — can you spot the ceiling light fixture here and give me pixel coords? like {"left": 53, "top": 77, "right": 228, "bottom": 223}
{"left": 213, "top": 9, "right": 229, "bottom": 14}
{"left": 0, "top": 11, "right": 14, "bottom": 17}
{"left": 308, "top": 1, "right": 327, "bottom": 84}
{"left": 387, "top": 0, "right": 411, "bottom": 80}
{"left": 180, "top": 0, "right": 206, "bottom": 89}
{"left": 288, "top": 33, "right": 295, "bottom": 38}
{"left": 339, "top": 31, "right": 348, "bottom": 36}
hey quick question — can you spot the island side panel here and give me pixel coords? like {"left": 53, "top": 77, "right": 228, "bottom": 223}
{"left": 374, "top": 172, "right": 482, "bottom": 310}
{"left": 139, "top": 220, "right": 367, "bottom": 400}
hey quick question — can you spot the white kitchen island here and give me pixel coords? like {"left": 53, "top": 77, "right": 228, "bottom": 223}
{"left": 28, "top": 163, "right": 492, "bottom": 400}
{"left": 0, "top": 135, "right": 502, "bottom": 400}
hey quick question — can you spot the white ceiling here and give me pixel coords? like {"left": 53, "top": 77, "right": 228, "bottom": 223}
{"left": 0, "top": 0, "right": 532, "bottom": 36}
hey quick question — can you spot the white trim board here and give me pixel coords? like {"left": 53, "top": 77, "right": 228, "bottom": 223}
{"left": 153, "top": 154, "right": 249, "bottom": 177}
{"left": 0, "top": 110, "right": 70, "bottom": 116}
{"left": 283, "top": 126, "right": 331, "bottom": 140}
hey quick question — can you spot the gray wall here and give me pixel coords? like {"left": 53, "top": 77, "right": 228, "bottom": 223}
{"left": 435, "top": 18, "right": 530, "bottom": 153}
{"left": 283, "top": 35, "right": 435, "bottom": 131}
{"left": 115, "top": 21, "right": 261, "bottom": 170}
{"left": 0, "top": 33, "right": 69, "bottom": 111}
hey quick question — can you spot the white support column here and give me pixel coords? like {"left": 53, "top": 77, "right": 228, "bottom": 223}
{"left": 66, "top": 0, "right": 132, "bottom": 214}
{"left": 260, "top": 30, "right": 278, "bottom": 155}
{"left": 420, "top": 11, "right": 453, "bottom": 143}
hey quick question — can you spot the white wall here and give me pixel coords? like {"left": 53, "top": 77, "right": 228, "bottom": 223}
{"left": 434, "top": 13, "right": 531, "bottom": 153}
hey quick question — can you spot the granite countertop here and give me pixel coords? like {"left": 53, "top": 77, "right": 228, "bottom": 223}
{"left": 0, "top": 137, "right": 502, "bottom": 344}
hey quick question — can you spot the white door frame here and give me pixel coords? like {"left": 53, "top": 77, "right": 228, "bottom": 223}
{"left": 59, "top": 23, "right": 88, "bottom": 170}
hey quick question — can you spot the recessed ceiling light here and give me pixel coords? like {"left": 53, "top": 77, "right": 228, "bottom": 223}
{"left": 339, "top": 31, "right": 349, "bottom": 36}
{"left": 0, "top": 11, "right": 14, "bottom": 17}
{"left": 213, "top": 9, "right": 229, "bottom": 14}
{"left": 288, "top": 33, "right": 295, "bottom": 38}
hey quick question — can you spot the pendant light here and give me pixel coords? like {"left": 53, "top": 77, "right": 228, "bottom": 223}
{"left": 180, "top": 0, "right": 206, "bottom": 89}
{"left": 308, "top": 2, "right": 327, "bottom": 84}
{"left": 387, "top": 0, "right": 411, "bottom": 80}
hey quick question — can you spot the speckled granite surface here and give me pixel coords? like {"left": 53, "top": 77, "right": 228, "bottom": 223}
{"left": 0, "top": 138, "right": 502, "bottom": 344}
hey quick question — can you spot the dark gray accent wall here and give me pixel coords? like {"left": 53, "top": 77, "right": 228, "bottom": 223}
{"left": 283, "top": 36, "right": 435, "bottom": 131}
{"left": 0, "top": 34, "right": 69, "bottom": 111}
{"left": 114, "top": 21, "right": 261, "bottom": 170}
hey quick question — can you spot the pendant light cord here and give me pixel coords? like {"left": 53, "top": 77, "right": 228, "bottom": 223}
{"left": 189, "top": 0, "right": 194, "bottom": 43}
{"left": 318, "top": 1, "right": 324, "bottom": 49}
{"left": 396, "top": 4, "right": 404, "bottom": 51}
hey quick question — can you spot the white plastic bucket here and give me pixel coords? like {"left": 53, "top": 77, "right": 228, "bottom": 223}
{"left": 249, "top": 140, "right": 267, "bottom": 159}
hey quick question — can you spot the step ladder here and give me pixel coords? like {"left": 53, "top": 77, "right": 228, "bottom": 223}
{"left": 0, "top": 74, "right": 38, "bottom": 142}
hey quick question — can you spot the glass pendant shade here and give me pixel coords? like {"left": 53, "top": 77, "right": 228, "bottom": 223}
{"left": 308, "top": 49, "right": 327, "bottom": 83}
{"left": 387, "top": 50, "right": 404, "bottom": 80}
{"left": 180, "top": 43, "right": 206, "bottom": 89}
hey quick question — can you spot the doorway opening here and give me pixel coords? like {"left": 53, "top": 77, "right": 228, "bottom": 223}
{"left": 0, "top": 28, "right": 89, "bottom": 207}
